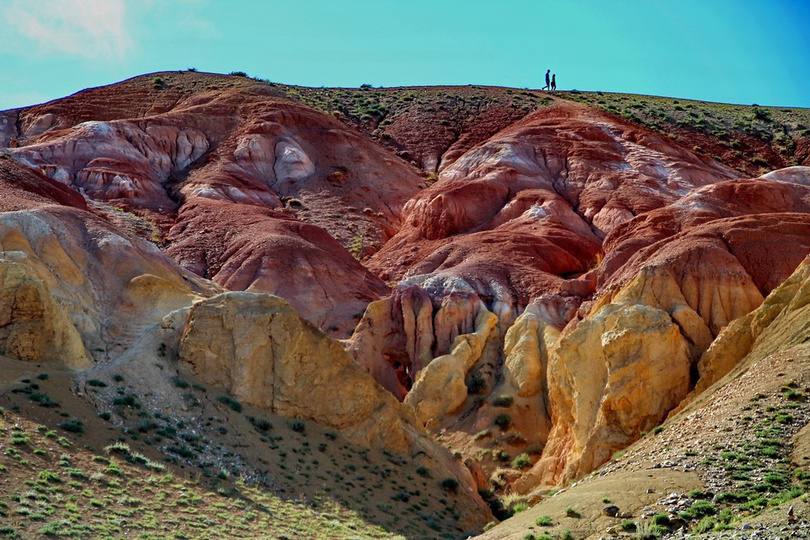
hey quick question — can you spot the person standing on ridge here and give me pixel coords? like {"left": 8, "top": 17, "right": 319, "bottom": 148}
{"left": 543, "top": 69, "right": 550, "bottom": 91}
{"left": 551, "top": 73, "right": 557, "bottom": 91}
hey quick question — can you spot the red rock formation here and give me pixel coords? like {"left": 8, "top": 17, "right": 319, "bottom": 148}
{"left": 167, "top": 198, "right": 390, "bottom": 333}
{"left": 0, "top": 154, "right": 87, "bottom": 211}
{"left": 599, "top": 177, "right": 810, "bottom": 291}
{"left": 5, "top": 74, "right": 810, "bottom": 498}
{"left": 4, "top": 72, "right": 426, "bottom": 334}
{"left": 370, "top": 102, "right": 739, "bottom": 321}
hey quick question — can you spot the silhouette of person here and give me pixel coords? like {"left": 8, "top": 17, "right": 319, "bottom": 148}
{"left": 551, "top": 74, "right": 557, "bottom": 91}
{"left": 543, "top": 69, "right": 550, "bottom": 91}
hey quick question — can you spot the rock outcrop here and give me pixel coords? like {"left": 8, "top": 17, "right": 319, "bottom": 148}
{"left": 5, "top": 72, "right": 425, "bottom": 335}
{"left": 5, "top": 73, "right": 810, "bottom": 507}
{"left": 176, "top": 292, "right": 421, "bottom": 453}
{"left": 369, "top": 102, "right": 739, "bottom": 315}
{"left": 695, "top": 255, "right": 810, "bottom": 395}
{"left": 166, "top": 198, "right": 390, "bottom": 334}
{"left": 404, "top": 305, "right": 498, "bottom": 428}
{"left": 526, "top": 303, "right": 691, "bottom": 488}
{"left": 347, "top": 285, "right": 496, "bottom": 399}
{"left": 0, "top": 207, "right": 209, "bottom": 364}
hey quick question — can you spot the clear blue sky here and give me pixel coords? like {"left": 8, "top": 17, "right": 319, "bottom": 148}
{"left": 1, "top": 0, "right": 808, "bottom": 110}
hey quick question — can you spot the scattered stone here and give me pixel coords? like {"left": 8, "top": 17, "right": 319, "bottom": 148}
{"left": 603, "top": 505, "right": 620, "bottom": 517}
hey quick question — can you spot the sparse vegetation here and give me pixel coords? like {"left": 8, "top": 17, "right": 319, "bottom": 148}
{"left": 492, "top": 395, "right": 514, "bottom": 408}
{"left": 58, "top": 419, "right": 84, "bottom": 433}
{"left": 494, "top": 413, "right": 512, "bottom": 429}
{"left": 535, "top": 515, "right": 552, "bottom": 526}
{"left": 217, "top": 395, "right": 242, "bottom": 412}
{"left": 440, "top": 477, "right": 459, "bottom": 493}
{"left": 511, "top": 452, "right": 531, "bottom": 470}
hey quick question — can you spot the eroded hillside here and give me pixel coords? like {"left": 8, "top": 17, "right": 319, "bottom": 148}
{"left": 2, "top": 71, "right": 810, "bottom": 538}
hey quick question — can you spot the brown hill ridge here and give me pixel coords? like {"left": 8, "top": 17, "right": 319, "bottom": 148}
{"left": 2, "top": 71, "right": 810, "bottom": 538}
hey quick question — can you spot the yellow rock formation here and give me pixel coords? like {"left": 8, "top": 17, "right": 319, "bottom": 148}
{"left": 525, "top": 302, "right": 690, "bottom": 488}
{"left": 605, "top": 264, "right": 763, "bottom": 361}
{"left": 178, "top": 292, "right": 423, "bottom": 453}
{"left": 404, "top": 306, "right": 498, "bottom": 428}
{"left": 696, "top": 256, "right": 810, "bottom": 394}
{"left": 0, "top": 252, "right": 89, "bottom": 368}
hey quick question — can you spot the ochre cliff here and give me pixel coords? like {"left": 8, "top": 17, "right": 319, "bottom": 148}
{"left": 176, "top": 292, "right": 421, "bottom": 453}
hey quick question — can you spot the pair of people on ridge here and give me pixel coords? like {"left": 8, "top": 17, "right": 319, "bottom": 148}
{"left": 543, "top": 69, "right": 557, "bottom": 91}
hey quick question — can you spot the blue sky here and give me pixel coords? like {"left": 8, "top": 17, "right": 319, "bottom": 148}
{"left": 1, "top": 0, "right": 808, "bottom": 110}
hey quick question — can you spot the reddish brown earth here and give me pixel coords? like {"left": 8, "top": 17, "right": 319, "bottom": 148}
{"left": 166, "top": 197, "right": 390, "bottom": 330}
{"left": 369, "top": 101, "right": 739, "bottom": 313}
{"left": 0, "top": 153, "right": 87, "bottom": 211}
{"left": 3, "top": 72, "right": 431, "bottom": 334}
{"left": 599, "top": 178, "right": 810, "bottom": 293}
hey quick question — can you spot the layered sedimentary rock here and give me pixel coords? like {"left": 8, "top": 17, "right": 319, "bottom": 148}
{"left": 0, "top": 206, "right": 212, "bottom": 365}
{"left": 4, "top": 72, "right": 425, "bottom": 335}
{"left": 599, "top": 178, "right": 810, "bottom": 293}
{"left": 404, "top": 306, "right": 498, "bottom": 428}
{"left": 369, "top": 102, "right": 739, "bottom": 315}
{"left": 5, "top": 73, "right": 810, "bottom": 503}
{"left": 0, "top": 157, "right": 213, "bottom": 365}
{"left": 176, "top": 292, "right": 421, "bottom": 452}
{"left": 166, "top": 198, "right": 390, "bottom": 333}
{"left": 524, "top": 303, "right": 691, "bottom": 488}
{"left": 347, "top": 285, "right": 495, "bottom": 399}
{"left": 696, "top": 255, "right": 810, "bottom": 395}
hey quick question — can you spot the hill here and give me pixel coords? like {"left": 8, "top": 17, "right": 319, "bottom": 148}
{"left": 1, "top": 70, "right": 810, "bottom": 538}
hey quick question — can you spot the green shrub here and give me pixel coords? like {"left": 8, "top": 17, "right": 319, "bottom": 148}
{"left": 715, "top": 492, "right": 747, "bottom": 504}
{"left": 565, "top": 507, "right": 580, "bottom": 518}
{"left": 693, "top": 517, "right": 715, "bottom": 533}
{"left": 494, "top": 414, "right": 512, "bottom": 429}
{"left": 104, "top": 442, "right": 131, "bottom": 454}
{"left": 289, "top": 420, "right": 305, "bottom": 433}
{"left": 249, "top": 417, "right": 272, "bottom": 432}
{"left": 751, "top": 156, "right": 769, "bottom": 167}
{"left": 112, "top": 395, "right": 139, "bottom": 408}
{"left": 535, "top": 515, "right": 552, "bottom": 526}
{"left": 416, "top": 466, "right": 430, "bottom": 478}
{"left": 87, "top": 379, "right": 107, "bottom": 388}
{"left": 58, "top": 419, "right": 83, "bottom": 433}
{"left": 492, "top": 395, "right": 514, "bottom": 407}
{"left": 171, "top": 376, "right": 190, "bottom": 389}
{"left": 511, "top": 453, "right": 531, "bottom": 470}
{"left": 166, "top": 446, "right": 195, "bottom": 459}
{"left": 440, "top": 478, "right": 459, "bottom": 493}
{"left": 29, "top": 392, "right": 58, "bottom": 407}
{"left": 217, "top": 395, "right": 242, "bottom": 412}
{"left": 511, "top": 502, "right": 528, "bottom": 514}
{"left": 687, "top": 500, "right": 716, "bottom": 518}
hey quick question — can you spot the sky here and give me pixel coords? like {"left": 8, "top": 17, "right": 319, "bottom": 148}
{"left": 1, "top": 0, "right": 808, "bottom": 110}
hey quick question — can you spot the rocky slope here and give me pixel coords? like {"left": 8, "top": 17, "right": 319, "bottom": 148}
{"left": 475, "top": 254, "right": 810, "bottom": 539}
{"left": 2, "top": 71, "right": 810, "bottom": 538}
